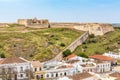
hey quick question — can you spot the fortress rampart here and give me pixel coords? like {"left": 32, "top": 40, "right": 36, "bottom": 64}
{"left": 17, "top": 18, "right": 114, "bottom": 36}
{"left": 51, "top": 23, "right": 114, "bottom": 36}
{"left": 18, "top": 18, "right": 50, "bottom": 28}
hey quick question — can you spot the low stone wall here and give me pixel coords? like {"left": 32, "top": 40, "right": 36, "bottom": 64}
{"left": 53, "top": 31, "right": 89, "bottom": 61}
{"left": 66, "top": 31, "right": 89, "bottom": 52}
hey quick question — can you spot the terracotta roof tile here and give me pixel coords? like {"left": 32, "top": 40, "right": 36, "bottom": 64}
{"left": 66, "top": 54, "right": 77, "bottom": 59}
{"left": 57, "top": 65, "right": 73, "bottom": 69}
{"left": 0, "top": 59, "right": 4, "bottom": 64}
{"left": 115, "top": 78, "right": 120, "bottom": 80}
{"left": 68, "top": 73, "right": 93, "bottom": 80}
{"left": 0, "top": 56, "right": 26, "bottom": 64}
{"left": 109, "top": 72, "right": 120, "bottom": 78}
{"left": 67, "top": 60, "right": 79, "bottom": 64}
{"left": 31, "top": 61, "right": 42, "bottom": 67}
{"left": 89, "top": 55, "right": 115, "bottom": 61}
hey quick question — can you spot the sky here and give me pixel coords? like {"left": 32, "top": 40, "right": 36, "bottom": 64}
{"left": 0, "top": 0, "right": 120, "bottom": 23}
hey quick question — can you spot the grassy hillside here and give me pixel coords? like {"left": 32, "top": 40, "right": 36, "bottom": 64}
{"left": 73, "top": 27, "right": 120, "bottom": 56}
{"left": 0, "top": 27, "right": 84, "bottom": 61}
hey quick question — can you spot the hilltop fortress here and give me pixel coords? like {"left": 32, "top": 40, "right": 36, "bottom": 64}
{"left": 18, "top": 17, "right": 50, "bottom": 28}
{"left": 18, "top": 18, "right": 114, "bottom": 36}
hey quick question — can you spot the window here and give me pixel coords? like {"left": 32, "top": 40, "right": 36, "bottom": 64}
{"left": 41, "top": 75, "right": 43, "bottom": 78}
{"left": 56, "top": 73, "right": 58, "bottom": 77}
{"left": 60, "top": 73, "right": 62, "bottom": 76}
{"left": 20, "top": 67, "right": 23, "bottom": 72}
{"left": 97, "top": 65, "right": 99, "bottom": 68}
{"left": 51, "top": 73, "right": 54, "bottom": 77}
{"left": 26, "top": 73, "right": 29, "bottom": 77}
{"left": 64, "top": 72, "right": 66, "bottom": 76}
{"left": 20, "top": 74, "right": 23, "bottom": 77}
{"left": 35, "top": 68, "right": 37, "bottom": 72}
{"left": 39, "top": 67, "right": 41, "bottom": 71}
{"left": 36, "top": 75, "right": 40, "bottom": 79}
{"left": 47, "top": 74, "right": 49, "bottom": 78}
{"left": 90, "top": 69, "right": 92, "bottom": 72}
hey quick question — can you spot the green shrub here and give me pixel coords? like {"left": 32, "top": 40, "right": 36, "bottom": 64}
{"left": 78, "top": 53, "right": 88, "bottom": 58}
{"left": 87, "top": 39, "right": 97, "bottom": 43}
{"left": 82, "top": 45, "right": 88, "bottom": 48}
{"left": 29, "top": 54, "right": 34, "bottom": 57}
{"left": 95, "top": 51, "right": 101, "bottom": 54}
{"left": 82, "top": 42, "right": 86, "bottom": 44}
{"left": 60, "top": 43, "right": 65, "bottom": 47}
{"left": 89, "top": 34, "right": 95, "bottom": 38}
{"left": 0, "top": 53, "right": 6, "bottom": 58}
{"left": 63, "top": 49, "right": 71, "bottom": 57}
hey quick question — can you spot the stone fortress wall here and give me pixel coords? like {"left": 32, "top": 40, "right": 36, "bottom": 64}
{"left": 18, "top": 17, "right": 50, "bottom": 28}
{"left": 73, "top": 23, "right": 114, "bottom": 36}
{"left": 17, "top": 18, "right": 114, "bottom": 36}
{"left": 53, "top": 31, "right": 89, "bottom": 61}
{"left": 51, "top": 23, "right": 114, "bottom": 36}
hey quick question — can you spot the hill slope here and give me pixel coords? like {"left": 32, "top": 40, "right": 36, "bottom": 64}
{"left": 0, "top": 27, "right": 84, "bottom": 61}
{"left": 73, "top": 27, "right": 120, "bottom": 56}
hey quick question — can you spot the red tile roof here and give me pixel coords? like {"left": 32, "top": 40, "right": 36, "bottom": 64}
{"left": 68, "top": 73, "right": 93, "bottom": 80}
{"left": 31, "top": 61, "right": 42, "bottom": 67}
{"left": 89, "top": 55, "right": 115, "bottom": 61}
{"left": 0, "top": 56, "right": 26, "bottom": 64}
{"left": 67, "top": 60, "right": 79, "bottom": 64}
{"left": 109, "top": 72, "right": 120, "bottom": 78}
{"left": 0, "top": 59, "right": 4, "bottom": 64}
{"left": 66, "top": 54, "right": 77, "bottom": 59}
{"left": 67, "top": 65, "right": 74, "bottom": 68}
{"left": 57, "top": 65, "right": 74, "bottom": 69}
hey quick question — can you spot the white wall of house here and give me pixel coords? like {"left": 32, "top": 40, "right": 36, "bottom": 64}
{"left": 104, "top": 52, "right": 120, "bottom": 59}
{"left": 0, "top": 62, "right": 31, "bottom": 80}
{"left": 35, "top": 68, "right": 76, "bottom": 79}
{"left": 96, "top": 62, "right": 111, "bottom": 73}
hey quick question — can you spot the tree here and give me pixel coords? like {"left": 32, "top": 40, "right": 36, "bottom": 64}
{"left": 78, "top": 53, "right": 88, "bottom": 58}
{"left": 63, "top": 49, "right": 71, "bottom": 57}
{"left": 0, "top": 53, "right": 5, "bottom": 58}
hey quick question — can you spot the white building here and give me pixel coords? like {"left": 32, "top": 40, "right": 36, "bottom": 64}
{"left": 34, "top": 60, "right": 77, "bottom": 80}
{"left": 103, "top": 51, "right": 120, "bottom": 60}
{"left": 31, "top": 61, "right": 43, "bottom": 72}
{"left": 79, "top": 62, "right": 96, "bottom": 73}
{"left": 0, "top": 56, "right": 32, "bottom": 80}
{"left": 58, "top": 72, "right": 95, "bottom": 80}
{"left": 89, "top": 55, "right": 116, "bottom": 73}
{"left": 95, "top": 61, "right": 111, "bottom": 73}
